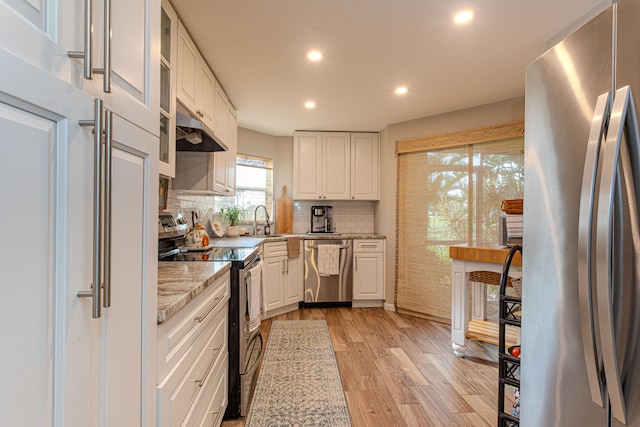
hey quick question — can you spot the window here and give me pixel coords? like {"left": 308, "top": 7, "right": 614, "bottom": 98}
{"left": 217, "top": 154, "right": 273, "bottom": 224}
{"left": 395, "top": 122, "right": 524, "bottom": 320}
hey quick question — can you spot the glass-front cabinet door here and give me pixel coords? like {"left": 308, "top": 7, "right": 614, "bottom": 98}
{"left": 160, "top": 0, "right": 177, "bottom": 177}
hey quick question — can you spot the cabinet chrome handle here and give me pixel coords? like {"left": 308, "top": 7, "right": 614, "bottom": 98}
{"left": 93, "top": 0, "right": 111, "bottom": 93}
{"left": 77, "top": 99, "right": 104, "bottom": 318}
{"left": 67, "top": 0, "right": 93, "bottom": 80}
{"left": 103, "top": 110, "right": 113, "bottom": 307}
{"left": 578, "top": 91, "right": 609, "bottom": 408}
{"left": 195, "top": 296, "right": 224, "bottom": 323}
{"left": 196, "top": 346, "right": 221, "bottom": 387}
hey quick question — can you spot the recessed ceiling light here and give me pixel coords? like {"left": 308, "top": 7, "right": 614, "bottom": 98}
{"left": 395, "top": 86, "right": 408, "bottom": 95}
{"left": 304, "top": 101, "right": 316, "bottom": 109}
{"left": 308, "top": 51, "right": 322, "bottom": 61}
{"left": 454, "top": 10, "right": 474, "bottom": 24}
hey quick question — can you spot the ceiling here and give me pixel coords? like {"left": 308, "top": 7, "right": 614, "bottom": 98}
{"left": 171, "top": 0, "right": 609, "bottom": 136}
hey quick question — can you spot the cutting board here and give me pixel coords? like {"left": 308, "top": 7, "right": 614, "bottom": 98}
{"left": 275, "top": 185, "right": 293, "bottom": 234}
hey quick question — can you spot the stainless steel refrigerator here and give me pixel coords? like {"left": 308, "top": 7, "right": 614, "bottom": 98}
{"left": 523, "top": 0, "right": 640, "bottom": 426}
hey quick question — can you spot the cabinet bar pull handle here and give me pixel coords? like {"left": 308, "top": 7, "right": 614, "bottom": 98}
{"left": 77, "top": 99, "right": 104, "bottom": 319}
{"left": 195, "top": 296, "right": 224, "bottom": 323}
{"left": 93, "top": 0, "right": 112, "bottom": 93}
{"left": 67, "top": 0, "right": 93, "bottom": 80}
{"left": 103, "top": 110, "right": 112, "bottom": 307}
{"left": 196, "top": 347, "right": 221, "bottom": 387}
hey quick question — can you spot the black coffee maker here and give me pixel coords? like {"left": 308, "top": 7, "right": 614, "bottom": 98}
{"left": 310, "top": 206, "right": 334, "bottom": 233}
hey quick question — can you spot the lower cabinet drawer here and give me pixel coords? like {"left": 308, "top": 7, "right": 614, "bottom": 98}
{"left": 353, "top": 239, "right": 383, "bottom": 252}
{"left": 157, "top": 304, "right": 228, "bottom": 427}
{"left": 184, "top": 351, "right": 229, "bottom": 427}
{"left": 263, "top": 241, "right": 288, "bottom": 257}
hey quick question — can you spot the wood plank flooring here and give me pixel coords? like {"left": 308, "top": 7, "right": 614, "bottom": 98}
{"left": 222, "top": 307, "right": 508, "bottom": 427}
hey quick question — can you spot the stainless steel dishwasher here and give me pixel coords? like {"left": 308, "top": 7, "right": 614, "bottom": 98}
{"left": 303, "top": 239, "right": 352, "bottom": 303}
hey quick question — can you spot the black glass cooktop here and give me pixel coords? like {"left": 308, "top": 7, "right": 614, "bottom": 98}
{"left": 160, "top": 247, "right": 258, "bottom": 265}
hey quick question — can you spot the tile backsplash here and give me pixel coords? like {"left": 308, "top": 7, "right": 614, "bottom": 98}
{"left": 164, "top": 188, "right": 375, "bottom": 235}
{"left": 292, "top": 200, "right": 375, "bottom": 234}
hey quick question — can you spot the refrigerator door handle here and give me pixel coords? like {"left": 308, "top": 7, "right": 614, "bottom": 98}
{"left": 596, "top": 85, "right": 640, "bottom": 425}
{"left": 578, "top": 92, "right": 610, "bottom": 408}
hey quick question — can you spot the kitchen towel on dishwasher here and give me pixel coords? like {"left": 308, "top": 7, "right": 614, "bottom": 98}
{"left": 287, "top": 237, "right": 301, "bottom": 257}
{"left": 247, "top": 260, "right": 265, "bottom": 332}
{"left": 318, "top": 244, "right": 340, "bottom": 276}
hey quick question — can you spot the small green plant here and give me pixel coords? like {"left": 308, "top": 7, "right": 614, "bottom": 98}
{"left": 220, "top": 206, "right": 243, "bottom": 226}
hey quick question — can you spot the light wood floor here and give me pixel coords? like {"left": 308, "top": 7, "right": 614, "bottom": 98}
{"left": 222, "top": 307, "right": 506, "bottom": 427}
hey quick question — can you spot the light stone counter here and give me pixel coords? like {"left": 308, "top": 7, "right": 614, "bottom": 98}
{"left": 209, "top": 233, "right": 385, "bottom": 248}
{"left": 157, "top": 261, "right": 231, "bottom": 324}
{"left": 158, "top": 234, "right": 385, "bottom": 322}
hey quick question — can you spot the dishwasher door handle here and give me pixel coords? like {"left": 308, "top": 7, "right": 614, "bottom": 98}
{"left": 307, "top": 245, "right": 350, "bottom": 249}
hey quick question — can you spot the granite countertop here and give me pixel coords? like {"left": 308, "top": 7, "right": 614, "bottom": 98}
{"left": 157, "top": 261, "right": 231, "bottom": 324}
{"left": 157, "top": 233, "right": 385, "bottom": 323}
{"left": 210, "top": 233, "right": 385, "bottom": 248}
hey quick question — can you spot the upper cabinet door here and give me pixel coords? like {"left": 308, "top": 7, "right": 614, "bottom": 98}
{"left": 159, "top": 0, "right": 177, "bottom": 177}
{"left": 0, "top": 0, "right": 83, "bottom": 81}
{"left": 323, "top": 132, "right": 351, "bottom": 200}
{"left": 176, "top": 21, "right": 198, "bottom": 114}
{"left": 293, "top": 132, "right": 323, "bottom": 199}
{"left": 89, "top": 0, "right": 160, "bottom": 135}
{"left": 350, "top": 133, "right": 380, "bottom": 200}
{"left": 199, "top": 64, "right": 216, "bottom": 132}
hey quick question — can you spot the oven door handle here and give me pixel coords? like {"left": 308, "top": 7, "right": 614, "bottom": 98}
{"left": 244, "top": 331, "right": 264, "bottom": 374}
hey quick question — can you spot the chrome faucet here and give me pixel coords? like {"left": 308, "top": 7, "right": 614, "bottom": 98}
{"left": 253, "top": 205, "right": 271, "bottom": 235}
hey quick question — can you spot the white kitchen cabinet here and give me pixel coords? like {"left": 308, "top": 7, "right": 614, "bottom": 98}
{"left": 174, "top": 25, "right": 237, "bottom": 195}
{"left": 262, "top": 241, "right": 303, "bottom": 316}
{"left": 0, "top": 2, "right": 159, "bottom": 426}
{"left": 103, "top": 112, "right": 159, "bottom": 427}
{"left": 350, "top": 133, "right": 380, "bottom": 200}
{"left": 226, "top": 108, "right": 238, "bottom": 191}
{"left": 177, "top": 21, "right": 216, "bottom": 132}
{"left": 293, "top": 131, "right": 350, "bottom": 200}
{"left": 157, "top": 273, "right": 229, "bottom": 427}
{"left": 353, "top": 239, "right": 385, "bottom": 305}
{"left": 0, "top": 0, "right": 159, "bottom": 136}
{"left": 294, "top": 131, "right": 379, "bottom": 200}
{"left": 293, "top": 132, "right": 323, "bottom": 199}
{"left": 160, "top": 0, "right": 177, "bottom": 177}
{"left": 323, "top": 132, "right": 351, "bottom": 199}
{"left": 212, "top": 84, "right": 237, "bottom": 195}
{"left": 285, "top": 249, "right": 303, "bottom": 305}
{"left": 90, "top": 0, "right": 160, "bottom": 135}
{"left": 263, "top": 253, "right": 286, "bottom": 311}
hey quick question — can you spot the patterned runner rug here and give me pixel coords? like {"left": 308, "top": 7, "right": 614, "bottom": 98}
{"left": 245, "top": 320, "right": 352, "bottom": 426}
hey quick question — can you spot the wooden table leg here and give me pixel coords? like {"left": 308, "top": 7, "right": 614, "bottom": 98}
{"left": 451, "top": 259, "right": 469, "bottom": 357}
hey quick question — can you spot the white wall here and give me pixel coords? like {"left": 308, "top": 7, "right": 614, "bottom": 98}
{"left": 237, "top": 127, "right": 293, "bottom": 202}
{"left": 376, "top": 96, "right": 525, "bottom": 308}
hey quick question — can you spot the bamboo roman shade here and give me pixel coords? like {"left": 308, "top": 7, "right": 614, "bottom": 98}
{"left": 396, "top": 122, "right": 524, "bottom": 321}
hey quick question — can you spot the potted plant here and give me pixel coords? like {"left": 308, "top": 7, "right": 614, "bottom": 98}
{"left": 220, "top": 206, "right": 244, "bottom": 236}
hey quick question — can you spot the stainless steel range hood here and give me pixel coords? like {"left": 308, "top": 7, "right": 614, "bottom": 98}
{"left": 176, "top": 111, "right": 227, "bottom": 152}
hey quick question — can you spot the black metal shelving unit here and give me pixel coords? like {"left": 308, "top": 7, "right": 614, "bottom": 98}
{"left": 497, "top": 244, "right": 522, "bottom": 427}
